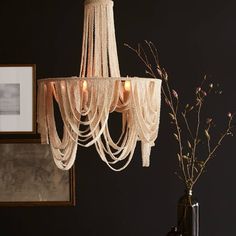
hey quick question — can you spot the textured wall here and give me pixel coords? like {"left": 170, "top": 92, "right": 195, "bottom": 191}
{"left": 0, "top": 0, "right": 236, "bottom": 235}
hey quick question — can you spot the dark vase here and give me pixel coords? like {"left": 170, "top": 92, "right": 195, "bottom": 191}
{"left": 177, "top": 189, "right": 199, "bottom": 236}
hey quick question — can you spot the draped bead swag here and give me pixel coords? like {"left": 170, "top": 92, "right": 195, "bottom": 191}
{"left": 37, "top": 0, "right": 162, "bottom": 171}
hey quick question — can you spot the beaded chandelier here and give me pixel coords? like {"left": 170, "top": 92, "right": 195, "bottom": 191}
{"left": 37, "top": 0, "right": 162, "bottom": 171}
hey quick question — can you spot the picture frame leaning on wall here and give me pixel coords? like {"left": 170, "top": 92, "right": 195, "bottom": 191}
{"left": 0, "top": 143, "right": 76, "bottom": 206}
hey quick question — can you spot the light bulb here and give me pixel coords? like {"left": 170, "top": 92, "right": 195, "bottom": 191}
{"left": 124, "top": 81, "right": 131, "bottom": 91}
{"left": 82, "top": 80, "right": 88, "bottom": 91}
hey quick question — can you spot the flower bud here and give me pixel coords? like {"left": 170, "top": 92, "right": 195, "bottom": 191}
{"left": 172, "top": 89, "right": 178, "bottom": 99}
{"left": 196, "top": 87, "right": 201, "bottom": 94}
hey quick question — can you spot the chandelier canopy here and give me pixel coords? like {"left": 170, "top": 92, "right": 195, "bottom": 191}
{"left": 37, "top": 0, "right": 162, "bottom": 171}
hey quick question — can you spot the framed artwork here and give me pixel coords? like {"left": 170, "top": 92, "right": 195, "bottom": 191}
{"left": 0, "top": 143, "right": 76, "bottom": 206}
{"left": 0, "top": 65, "right": 36, "bottom": 134}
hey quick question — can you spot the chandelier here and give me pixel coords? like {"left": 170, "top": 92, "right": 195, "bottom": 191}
{"left": 37, "top": 0, "right": 162, "bottom": 171}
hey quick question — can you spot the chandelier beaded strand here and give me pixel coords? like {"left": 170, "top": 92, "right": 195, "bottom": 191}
{"left": 37, "top": 0, "right": 162, "bottom": 171}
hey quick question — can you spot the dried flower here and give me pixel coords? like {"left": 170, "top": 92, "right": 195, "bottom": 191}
{"left": 209, "top": 83, "right": 213, "bottom": 88}
{"left": 206, "top": 118, "right": 212, "bottom": 124}
{"left": 196, "top": 87, "right": 201, "bottom": 94}
{"left": 165, "top": 98, "right": 171, "bottom": 106}
{"left": 172, "top": 89, "right": 178, "bottom": 99}
{"left": 228, "top": 112, "right": 232, "bottom": 118}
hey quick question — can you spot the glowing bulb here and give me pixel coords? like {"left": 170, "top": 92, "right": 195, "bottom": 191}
{"left": 82, "top": 80, "right": 87, "bottom": 91}
{"left": 124, "top": 81, "right": 131, "bottom": 91}
{"left": 61, "top": 83, "right": 66, "bottom": 90}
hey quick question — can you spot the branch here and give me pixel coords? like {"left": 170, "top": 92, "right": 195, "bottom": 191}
{"left": 193, "top": 114, "right": 234, "bottom": 185}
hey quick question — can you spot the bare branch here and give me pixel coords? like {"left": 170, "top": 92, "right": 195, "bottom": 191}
{"left": 126, "top": 41, "right": 235, "bottom": 190}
